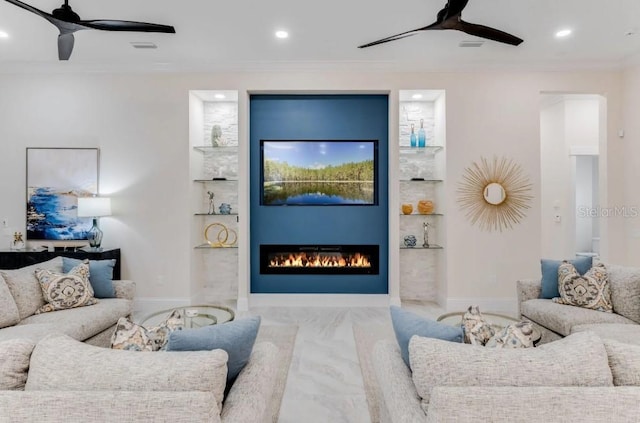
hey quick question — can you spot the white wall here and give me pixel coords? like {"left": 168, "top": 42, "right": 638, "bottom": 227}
{"left": 622, "top": 66, "right": 640, "bottom": 266}
{"left": 0, "top": 69, "right": 626, "bottom": 313}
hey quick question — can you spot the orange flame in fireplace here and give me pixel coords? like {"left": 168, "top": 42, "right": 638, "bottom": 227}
{"left": 269, "top": 252, "right": 371, "bottom": 268}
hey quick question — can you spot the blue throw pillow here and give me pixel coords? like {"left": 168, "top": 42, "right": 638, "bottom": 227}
{"left": 390, "top": 306, "right": 463, "bottom": 367}
{"left": 62, "top": 257, "right": 116, "bottom": 298}
{"left": 540, "top": 256, "right": 593, "bottom": 299}
{"left": 166, "top": 316, "right": 261, "bottom": 384}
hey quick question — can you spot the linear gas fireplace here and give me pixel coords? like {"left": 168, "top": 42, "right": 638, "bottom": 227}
{"left": 260, "top": 244, "right": 379, "bottom": 275}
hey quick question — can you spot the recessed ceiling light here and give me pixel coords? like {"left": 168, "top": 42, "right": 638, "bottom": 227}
{"left": 555, "top": 29, "right": 572, "bottom": 38}
{"left": 0, "top": 31, "right": 9, "bottom": 39}
{"left": 275, "top": 30, "right": 289, "bottom": 39}
{"left": 412, "top": 94, "right": 423, "bottom": 100}
{"left": 214, "top": 94, "right": 225, "bottom": 100}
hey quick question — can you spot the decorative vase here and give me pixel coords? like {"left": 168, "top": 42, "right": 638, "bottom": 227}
{"left": 418, "top": 119, "right": 426, "bottom": 148}
{"left": 418, "top": 200, "right": 434, "bottom": 214}
{"left": 410, "top": 123, "right": 417, "bottom": 148}
{"left": 401, "top": 203, "right": 413, "bottom": 215}
{"left": 403, "top": 235, "right": 417, "bottom": 248}
{"left": 210, "top": 124, "right": 222, "bottom": 147}
{"left": 218, "top": 203, "right": 232, "bottom": 215}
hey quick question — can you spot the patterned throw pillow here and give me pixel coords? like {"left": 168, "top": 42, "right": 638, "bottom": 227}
{"left": 553, "top": 262, "right": 613, "bottom": 312}
{"left": 462, "top": 305, "right": 495, "bottom": 346}
{"left": 34, "top": 261, "right": 98, "bottom": 314}
{"left": 111, "top": 309, "right": 184, "bottom": 351}
{"left": 485, "top": 321, "right": 534, "bottom": 349}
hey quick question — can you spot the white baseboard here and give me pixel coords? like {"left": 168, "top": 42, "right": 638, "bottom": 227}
{"left": 236, "top": 297, "right": 249, "bottom": 312}
{"left": 248, "top": 294, "right": 391, "bottom": 308}
{"left": 444, "top": 297, "right": 518, "bottom": 316}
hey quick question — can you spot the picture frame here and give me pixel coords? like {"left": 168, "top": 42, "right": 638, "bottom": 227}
{"left": 26, "top": 147, "right": 100, "bottom": 240}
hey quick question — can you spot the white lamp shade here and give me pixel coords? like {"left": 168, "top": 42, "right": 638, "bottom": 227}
{"left": 77, "top": 197, "right": 112, "bottom": 217}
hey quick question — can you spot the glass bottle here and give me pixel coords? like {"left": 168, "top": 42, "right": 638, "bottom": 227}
{"left": 418, "top": 119, "right": 426, "bottom": 148}
{"left": 410, "top": 124, "right": 417, "bottom": 147}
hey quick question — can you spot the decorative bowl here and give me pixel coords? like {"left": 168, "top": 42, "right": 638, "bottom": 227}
{"left": 418, "top": 200, "right": 434, "bottom": 214}
{"left": 401, "top": 204, "right": 413, "bottom": 215}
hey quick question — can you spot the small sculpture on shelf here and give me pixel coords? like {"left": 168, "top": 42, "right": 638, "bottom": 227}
{"left": 219, "top": 203, "right": 232, "bottom": 215}
{"left": 422, "top": 222, "right": 432, "bottom": 248}
{"left": 207, "top": 191, "right": 216, "bottom": 215}
{"left": 210, "top": 124, "right": 223, "bottom": 147}
{"left": 403, "top": 235, "right": 417, "bottom": 248}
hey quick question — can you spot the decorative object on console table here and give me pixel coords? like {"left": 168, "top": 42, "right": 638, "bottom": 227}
{"left": 11, "top": 232, "right": 25, "bottom": 251}
{"left": 77, "top": 196, "right": 112, "bottom": 251}
{"left": 457, "top": 156, "right": 533, "bottom": 232}
{"left": 26, "top": 148, "right": 99, "bottom": 241}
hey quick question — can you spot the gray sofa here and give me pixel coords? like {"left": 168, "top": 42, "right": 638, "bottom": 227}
{"left": 372, "top": 331, "right": 640, "bottom": 422}
{"left": 0, "top": 334, "right": 280, "bottom": 422}
{"left": 517, "top": 263, "right": 640, "bottom": 344}
{"left": 0, "top": 257, "right": 134, "bottom": 346}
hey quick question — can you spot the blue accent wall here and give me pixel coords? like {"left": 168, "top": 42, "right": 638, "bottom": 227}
{"left": 250, "top": 95, "right": 389, "bottom": 294}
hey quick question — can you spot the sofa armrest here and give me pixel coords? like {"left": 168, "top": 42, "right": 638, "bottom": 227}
{"left": 426, "top": 386, "right": 640, "bottom": 423}
{"left": 222, "top": 341, "right": 279, "bottom": 423}
{"left": 516, "top": 278, "right": 541, "bottom": 318}
{"left": 372, "top": 340, "right": 425, "bottom": 423}
{"left": 112, "top": 280, "right": 135, "bottom": 300}
{"left": 0, "top": 391, "right": 220, "bottom": 422}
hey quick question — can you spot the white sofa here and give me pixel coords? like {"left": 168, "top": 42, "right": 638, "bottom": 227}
{"left": 0, "top": 257, "right": 134, "bottom": 346}
{"left": 0, "top": 334, "right": 280, "bottom": 422}
{"left": 372, "top": 331, "right": 640, "bottom": 422}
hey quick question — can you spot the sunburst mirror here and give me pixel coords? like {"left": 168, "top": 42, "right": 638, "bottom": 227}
{"left": 457, "top": 156, "right": 533, "bottom": 232}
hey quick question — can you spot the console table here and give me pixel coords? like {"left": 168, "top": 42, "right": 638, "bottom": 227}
{"left": 0, "top": 248, "right": 121, "bottom": 279}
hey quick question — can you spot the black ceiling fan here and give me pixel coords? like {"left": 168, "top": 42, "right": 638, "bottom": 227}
{"left": 358, "top": 0, "right": 523, "bottom": 49}
{"left": 3, "top": 0, "right": 176, "bottom": 60}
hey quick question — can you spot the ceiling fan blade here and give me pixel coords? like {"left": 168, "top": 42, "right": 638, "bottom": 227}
{"left": 455, "top": 20, "right": 523, "bottom": 46}
{"left": 4, "top": 0, "right": 51, "bottom": 19}
{"left": 80, "top": 19, "right": 175, "bottom": 33}
{"left": 57, "top": 32, "right": 75, "bottom": 60}
{"left": 358, "top": 23, "right": 441, "bottom": 49}
{"left": 441, "top": 0, "right": 470, "bottom": 20}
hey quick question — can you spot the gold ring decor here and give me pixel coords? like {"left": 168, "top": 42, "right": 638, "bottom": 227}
{"left": 204, "top": 223, "right": 237, "bottom": 247}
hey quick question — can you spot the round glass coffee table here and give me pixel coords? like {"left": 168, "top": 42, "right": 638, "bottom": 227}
{"left": 140, "top": 305, "right": 235, "bottom": 329}
{"left": 437, "top": 311, "right": 541, "bottom": 345}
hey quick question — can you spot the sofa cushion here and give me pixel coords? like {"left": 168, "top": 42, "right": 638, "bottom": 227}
{"left": 35, "top": 262, "right": 98, "bottom": 314}
{"left": 606, "top": 264, "right": 640, "bottom": 323}
{"left": 409, "top": 331, "right": 613, "bottom": 414}
{"left": 571, "top": 323, "right": 640, "bottom": 345}
{"left": 520, "top": 298, "right": 635, "bottom": 336}
{"left": 0, "top": 338, "right": 36, "bottom": 390}
{"left": 540, "top": 256, "right": 592, "bottom": 299}
{"left": 0, "top": 257, "right": 62, "bottom": 320}
{"left": 25, "top": 334, "right": 228, "bottom": 414}
{"left": 0, "top": 274, "right": 20, "bottom": 328}
{"left": 603, "top": 339, "right": 640, "bottom": 386}
{"left": 0, "top": 323, "right": 59, "bottom": 343}
{"left": 167, "top": 316, "right": 261, "bottom": 383}
{"left": 389, "top": 306, "right": 463, "bottom": 367}
{"left": 553, "top": 262, "right": 612, "bottom": 313}
{"left": 62, "top": 257, "right": 116, "bottom": 299}
{"left": 19, "top": 298, "right": 132, "bottom": 341}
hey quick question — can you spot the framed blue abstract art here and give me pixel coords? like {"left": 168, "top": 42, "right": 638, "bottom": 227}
{"left": 26, "top": 147, "right": 99, "bottom": 240}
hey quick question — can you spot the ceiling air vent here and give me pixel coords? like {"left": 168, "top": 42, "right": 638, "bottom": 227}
{"left": 130, "top": 41, "right": 158, "bottom": 49}
{"left": 459, "top": 40, "right": 484, "bottom": 48}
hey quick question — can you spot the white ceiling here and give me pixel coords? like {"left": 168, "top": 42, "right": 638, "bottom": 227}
{"left": 0, "top": 0, "right": 639, "bottom": 72}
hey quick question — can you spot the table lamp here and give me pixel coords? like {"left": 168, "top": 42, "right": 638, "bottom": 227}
{"left": 77, "top": 196, "right": 111, "bottom": 251}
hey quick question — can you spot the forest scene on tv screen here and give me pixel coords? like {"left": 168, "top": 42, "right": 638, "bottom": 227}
{"left": 262, "top": 140, "right": 377, "bottom": 205}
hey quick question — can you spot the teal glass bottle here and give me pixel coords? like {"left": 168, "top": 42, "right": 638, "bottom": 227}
{"left": 410, "top": 123, "right": 417, "bottom": 147}
{"left": 418, "top": 119, "right": 426, "bottom": 148}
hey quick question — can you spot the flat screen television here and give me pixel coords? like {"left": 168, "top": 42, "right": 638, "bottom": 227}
{"left": 260, "top": 140, "right": 378, "bottom": 206}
